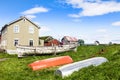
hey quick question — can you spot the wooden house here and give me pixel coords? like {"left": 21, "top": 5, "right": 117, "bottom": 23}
{"left": 0, "top": 16, "right": 40, "bottom": 53}
{"left": 61, "top": 36, "right": 78, "bottom": 45}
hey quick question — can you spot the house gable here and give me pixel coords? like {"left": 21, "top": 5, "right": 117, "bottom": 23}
{"left": 1, "top": 16, "right": 40, "bottom": 32}
{"left": 0, "top": 16, "right": 40, "bottom": 51}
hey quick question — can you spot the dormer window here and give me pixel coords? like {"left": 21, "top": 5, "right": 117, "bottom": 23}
{"left": 14, "top": 25, "right": 19, "bottom": 33}
{"left": 29, "top": 26, "right": 34, "bottom": 34}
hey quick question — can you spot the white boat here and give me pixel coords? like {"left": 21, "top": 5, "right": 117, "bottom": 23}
{"left": 16, "top": 44, "right": 77, "bottom": 57}
{"left": 55, "top": 57, "right": 108, "bottom": 78}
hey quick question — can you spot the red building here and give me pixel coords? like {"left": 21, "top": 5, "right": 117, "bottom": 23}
{"left": 44, "top": 39, "right": 60, "bottom": 46}
{"left": 39, "top": 36, "right": 60, "bottom": 46}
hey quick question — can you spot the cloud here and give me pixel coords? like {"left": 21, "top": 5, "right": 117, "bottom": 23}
{"left": 40, "top": 26, "right": 51, "bottom": 33}
{"left": 112, "top": 39, "right": 120, "bottom": 42}
{"left": 39, "top": 26, "right": 52, "bottom": 36}
{"left": 21, "top": 6, "right": 49, "bottom": 15}
{"left": 68, "top": 14, "right": 81, "bottom": 18}
{"left": 64, "top": 0, "right": 120, "bottom": 18}
{"left": 25, "top": 15, "right": 36, "bottom": 19}
{"left": 21, "top": 6, "right": 49, "bottom": 19}
{"left": 96, "top": 29, "right": 107, "bottom": 33}
{"left": 72, "top": 19, "right": 82, "bottom": 22}
{"left": 111, "top": 39, "right": 120, "bottom": 44}
{"left": 34, "top": 21, "right": 40, "bottom": 25}
{"left": 112, "top": 21, "right": 120, "bottom": 26}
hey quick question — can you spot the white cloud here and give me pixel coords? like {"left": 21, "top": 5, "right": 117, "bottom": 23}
{"left": 21, "top": 6, "right": 49, "bottom": 19}
{"left": 72, "top": 19, "right": 82, "bottom": 22}
{"left": 112, "top": 21, "right": 120, "bottom": 26}
{"left": 34, "top": 21, "right": 40, "bottom": 25}
{"left": 21, "top": 6, "right": 49, "bottom": 15}
{"left": 39, "top": 26, "right": 52, "bottom": 36}
{"left": 96, "top": 29, "right": 107, "bottom": 33}
{"left": 25, "top": 15, "right": 36, "bottom": 19}
{"left": 68, "top": 14, "right": 81, "bottom": 18}
{"left": 65, "top": 0, "right": 120, "bottom": 18}
{"left": 40, "top": 26, "right": 51, "bottom": 33}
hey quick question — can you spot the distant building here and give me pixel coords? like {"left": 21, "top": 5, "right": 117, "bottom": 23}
{"left": 61, "top": 36, "right": 78, "bottom": 45}
{"left": 94, "top": 41, "right": 100, "bottom": 45}
{"left": 0, "top": 16, "right": 40, "bottom": 53}
{"left": 39, "top": 36, "right": 60, "bottom": 46}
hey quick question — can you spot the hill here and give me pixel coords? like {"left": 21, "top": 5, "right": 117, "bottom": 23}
{"left": 0, "top": 45, "right": 120, "bottom": 80}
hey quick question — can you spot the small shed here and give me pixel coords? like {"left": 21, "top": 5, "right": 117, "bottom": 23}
{"left": 61, "top": 36, "right": 78, "bottom": 45}
{"left": 39, "top": 36, "right": 60, "bottom": 46}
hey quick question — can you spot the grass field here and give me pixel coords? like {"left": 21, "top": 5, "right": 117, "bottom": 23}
{"left": 0, "top": 45, "right": 120, "bottom": 80}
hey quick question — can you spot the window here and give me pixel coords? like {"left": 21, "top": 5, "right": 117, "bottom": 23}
{"left": 14, "top": 39, "right": 19, "bottom": 46}
{"left": 29, "top": 40, "right": 33, "bottom": 46}
{"left": 14, "top": 25, "right": 19, "bottom": 33}
{"left": 29, "top": 26, "right": 34, "bottom": 33}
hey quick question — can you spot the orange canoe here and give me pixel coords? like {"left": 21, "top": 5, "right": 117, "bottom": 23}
{"left": 28, "top": 56, "right": 73, "bottom": 71}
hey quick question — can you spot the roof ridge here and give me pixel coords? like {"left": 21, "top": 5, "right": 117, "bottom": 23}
{"left": 1, "top": 16, "right": 40, "bottom": 32}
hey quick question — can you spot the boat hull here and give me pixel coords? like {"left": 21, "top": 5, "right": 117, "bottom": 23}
{"left": 55, "top": 57, "right": 108, "bottom": 78}
{"left": 29, "top": 56, "right": 73, "bottom": 71}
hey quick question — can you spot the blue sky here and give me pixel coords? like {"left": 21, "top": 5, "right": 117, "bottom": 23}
{"left": 0, "top": 0, "right": 120, "bottom": 44}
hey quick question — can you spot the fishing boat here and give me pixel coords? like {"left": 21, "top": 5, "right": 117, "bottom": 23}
{"left": 17, "top": 44, "right": 77, "bottom": 57}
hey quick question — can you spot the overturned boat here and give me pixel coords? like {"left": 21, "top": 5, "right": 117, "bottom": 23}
{"left": 28, "top": 56, "right": 73, "bottom": 71}
{"left": 55, "top": 57, "right": 108, "bottom": 78}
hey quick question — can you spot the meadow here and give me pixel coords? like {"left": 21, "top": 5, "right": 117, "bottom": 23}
{"left": 0, "top": 45, "right": 120, "bottom": 80}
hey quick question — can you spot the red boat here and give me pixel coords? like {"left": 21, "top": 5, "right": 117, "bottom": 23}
{"left": 28, "top": 56, "right": 73, "bottom": 71}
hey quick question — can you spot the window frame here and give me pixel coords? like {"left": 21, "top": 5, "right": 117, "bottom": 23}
{"left": 14, "top": 25, "right": 19, "bottom": 33}
{"left": 29, "top": 26, "right": 34, "bottom": 34}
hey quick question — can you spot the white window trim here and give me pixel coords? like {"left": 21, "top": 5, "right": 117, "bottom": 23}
{"left": 29, "top": 26, "right": 34, "bottom": 34}
{"left": 14, "top": 25, "right": 19, "bottom": 33}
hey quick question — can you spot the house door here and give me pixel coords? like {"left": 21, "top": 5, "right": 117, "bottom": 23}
{"left": 14, "top": 39, "right": 19, "bottom": 46}
{"left": 29, "top": 40, "right": 33, "bottom": 46}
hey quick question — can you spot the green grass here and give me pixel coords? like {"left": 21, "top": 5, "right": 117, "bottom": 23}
{"left": 0, "top": 45, "right": 120, "bottom": 80}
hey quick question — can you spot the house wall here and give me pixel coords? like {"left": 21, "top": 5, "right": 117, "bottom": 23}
{"left": 6, "top": 19, "right": 39, "bottom": 50}
{"left": 1, "top": 27, "right": 8, "bottom": 49}
{"left": 39, "top": 39, "right": 44, "bottom": 46}
{"left": 62, "top": 38, "right": 70, "bottom": 44}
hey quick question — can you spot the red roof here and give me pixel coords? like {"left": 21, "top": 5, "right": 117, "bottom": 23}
{"left": 65, "top": 36, "right": 78, "bottom": 42}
